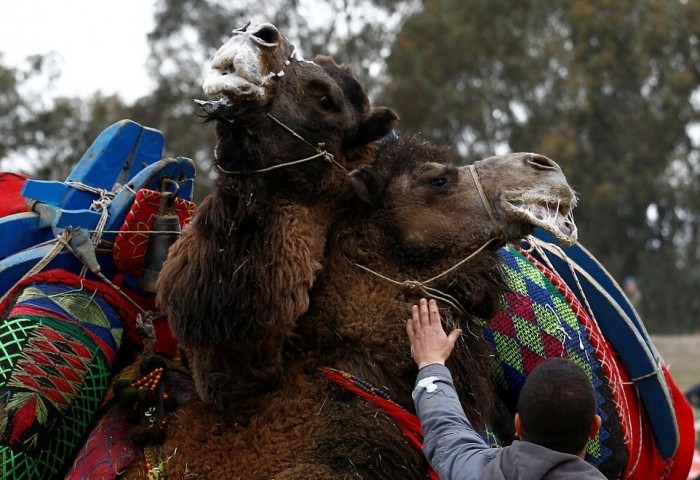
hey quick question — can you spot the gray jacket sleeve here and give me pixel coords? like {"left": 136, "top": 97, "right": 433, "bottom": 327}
{"left": 413, "top": 363, "right": 499, "bottom": 480}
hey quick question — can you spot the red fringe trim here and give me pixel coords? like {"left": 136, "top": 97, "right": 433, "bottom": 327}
{"left": 320, "top": 367, "right": 439, "bottom": 480}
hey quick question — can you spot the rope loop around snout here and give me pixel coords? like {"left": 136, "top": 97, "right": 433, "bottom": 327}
{"left": 468, "top": 164, "right": 505, "bottom": 241}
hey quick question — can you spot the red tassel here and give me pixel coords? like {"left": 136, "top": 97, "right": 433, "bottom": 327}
{"left": 9, "top": 394, "right": 38, "bottom": 446}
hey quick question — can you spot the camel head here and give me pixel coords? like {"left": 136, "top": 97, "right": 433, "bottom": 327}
{"left": 199, "top": 22, "right": 398, "bottom": 190}
{"left": 471, "top": 151, "right": 577, "bottom": 246}
{"left": 349, "top": 135, "right": 577, "bottom": 266}
{"left": 304, "top": 136, "right": 577, "bottom": 425}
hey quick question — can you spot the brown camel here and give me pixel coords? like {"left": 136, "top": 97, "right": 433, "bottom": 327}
{"left": 156, "top": 22, "right": 398, "bottom": 413}
{"left": 130, "top": 135, "right": 576, "bottom": 479}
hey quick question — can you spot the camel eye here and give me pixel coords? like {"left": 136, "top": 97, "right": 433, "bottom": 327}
{"left": 319, "top": 96, "right": 334, "bottom": 111}
{"left": 430, "top": 177, "right": 448, "bottom": 188}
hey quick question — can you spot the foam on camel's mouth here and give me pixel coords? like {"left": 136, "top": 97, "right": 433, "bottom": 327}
{"left": 506, "top": 194, "right": 578, "bottom": 246}
{"left": 197, "top": 62, "right": 272, "bottom": 117}
{"left": 203, "top": 65, "right": 270, "bottom": 99}
{"left": 197, "top": 66, "right": 277, "bottom": 116}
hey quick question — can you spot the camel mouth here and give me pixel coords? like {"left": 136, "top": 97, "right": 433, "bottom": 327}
{"left": 199, "top": 65, "right": 279, "bottom": 117}
{"left": 202, "top": 66, "right": 272, "bottom": 100}
{"left": 195, "top": 97, "right": 236, "bottom": 117}
{"left": 506, "top": 195, "right": 578, "bottom": 246}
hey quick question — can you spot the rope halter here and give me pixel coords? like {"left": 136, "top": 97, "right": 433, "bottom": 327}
{"left": 213, "top": 115, "right": 345, "bottom": 176}
{"left": 468, "top": 164, "right": 505, "bottom": 241}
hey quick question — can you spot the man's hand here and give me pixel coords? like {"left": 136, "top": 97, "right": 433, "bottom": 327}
{"left": 406, "top": 298, "right": 462, "bottom": 369}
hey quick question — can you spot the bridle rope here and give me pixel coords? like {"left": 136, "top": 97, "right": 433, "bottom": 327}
{"left": 213, "top": 113, "right": 347, "bottom": 175}
{"left": 348, "top": 236, "right": 501, "bottom": 327}
{"left": 469, "top": 164, "right": 504, "bottom": 240}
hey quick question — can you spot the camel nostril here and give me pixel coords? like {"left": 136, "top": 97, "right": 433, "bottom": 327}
{"left": 252, "top": 24, "right": 280, "bottom": 45}
{"left": 527, "top": 153, "right": 560, "bottom": 171}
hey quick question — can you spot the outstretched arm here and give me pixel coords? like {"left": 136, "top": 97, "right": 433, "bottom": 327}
{"left": 407, "top": 299, "right": 498, "bottom": 480}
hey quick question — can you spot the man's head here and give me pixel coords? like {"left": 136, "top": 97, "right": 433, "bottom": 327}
{"left": 514, "top": 358, "right": 602, "bottom": 457}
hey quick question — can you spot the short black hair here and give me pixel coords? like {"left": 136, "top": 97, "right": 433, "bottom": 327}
{"left": 517, "top": 358, "right": 596, "bottom": 454}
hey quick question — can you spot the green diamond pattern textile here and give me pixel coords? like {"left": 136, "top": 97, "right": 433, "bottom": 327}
{"left": 483, "top": 246, "right": 627, "bottom": 479}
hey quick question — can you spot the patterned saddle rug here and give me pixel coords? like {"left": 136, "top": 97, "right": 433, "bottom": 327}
{"left": 484, "top": 244, "right": 694, "bottom": 480}
{"left": 0, "top": 269, "right": 138, "bottom": 479}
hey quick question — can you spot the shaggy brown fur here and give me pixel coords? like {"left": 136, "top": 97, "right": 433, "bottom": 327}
{"left": 156, "top": 37, "right": 398, "bottom": 413}
{"left": 129, "top": 135, "right": 576, "bottom": 479}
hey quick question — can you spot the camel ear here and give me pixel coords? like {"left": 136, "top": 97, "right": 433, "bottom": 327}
{"left": 349, "top": 165, "right": 387, "bottom": 205}
{"left": 354, "top": 107, "right": 399, "bottom": 146}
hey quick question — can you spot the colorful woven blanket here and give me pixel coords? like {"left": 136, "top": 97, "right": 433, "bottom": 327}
{"left": 485, "top": 246, "right": 626, "bottom": 478}
{"left": 486, "top": 245, "right": 694, "bottom": 480}
{"left": 0, "top": 269, "right": 137, "bottom": 479}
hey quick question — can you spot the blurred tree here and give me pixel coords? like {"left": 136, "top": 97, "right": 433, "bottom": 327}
{"left": 1, "top": 53, "right": 65, "bottom": 173}
{"left": 24, "top": 94, "right": 134, "bottom": 180}
{"left": 381, "top": 0, "right": 700, "bottom": 332}
{"left": 0, "top": 55, "right": 27, "bottom": 164}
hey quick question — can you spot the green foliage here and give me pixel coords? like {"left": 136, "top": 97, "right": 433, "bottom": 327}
{"left": 0, "top": 53, "right": 61, "bottom": 171}
{"left": 0, "top": 51, "right": 133, "bottom": 177}
{"left": 0, "top": 59, "right": 24, "bottom": 162}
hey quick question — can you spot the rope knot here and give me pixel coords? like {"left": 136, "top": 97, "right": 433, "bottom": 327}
{"left": 401, "top": 280, "right": 424, "bottom": 292}
{"left": 90, "top": 189, "right": 113, "bottom": 208}
{"left": 136, "top": 311, "right": 157, "bottom": 345}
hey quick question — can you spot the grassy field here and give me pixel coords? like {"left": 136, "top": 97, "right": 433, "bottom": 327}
{"left": 650, "top": 334, "right": 700, "bottom": 393}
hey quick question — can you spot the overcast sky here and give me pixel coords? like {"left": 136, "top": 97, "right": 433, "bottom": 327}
{"left": 0, "top": 1, "right": 157, "bottom": 103}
